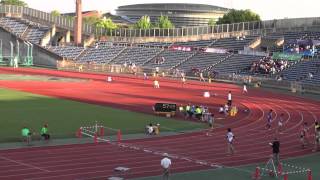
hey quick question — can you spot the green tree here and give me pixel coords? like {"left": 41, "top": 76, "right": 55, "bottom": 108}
{"left": 95, "top": 17, "right": 117, "bottom": 30}
{"left": 50, "top": 10, "right": 60, "bottom": 17}
{"left": 65, "top": 16, "right": 74, "bottom": 21}
{"left": 0, "top": 0, "right": 27, "bottom": 6}
{"left": 156, "top": 15, "right": 174, "bottom": 29}
{"left": 83, "top": 16, "right": 101, "bottom": 25}
{"left": 135, "top": 15, "right": 151, "bottom": 29}
{"left": 208, "top": 18, "right": 216, "bottom": 26}
{"left": 217, "top": 9, "right": 261, "bottom": 24}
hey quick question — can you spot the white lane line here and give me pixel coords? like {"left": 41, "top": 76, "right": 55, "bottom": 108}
{"left": 0, "top": 156, "right": 51, "bottom": 172}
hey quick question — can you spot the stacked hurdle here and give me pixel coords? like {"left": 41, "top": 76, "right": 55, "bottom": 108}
{"left": 252, "top": 163, "right": 312, "bottom": 180}
{"left": 76, "top": 122, "right": 122, "bottom": 143}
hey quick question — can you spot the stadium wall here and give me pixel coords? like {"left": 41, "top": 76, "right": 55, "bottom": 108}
{"left": 0, "top": 27, "right": 61, "bottom": 68}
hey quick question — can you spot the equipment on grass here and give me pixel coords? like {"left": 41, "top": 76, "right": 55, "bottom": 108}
{"left": 77, "top": 122, "right": 121, "bottom": 143}
{"left": 253, "top": 157, "right": 312, "bottom": 180}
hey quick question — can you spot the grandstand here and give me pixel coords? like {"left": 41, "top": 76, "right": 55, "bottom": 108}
{"left": 212, "top": 54, "right": 262, "bottom": 75}
{"left": 281, "top": 58, "right": 320, "bottom": 83}
{"left": 210, "top": 36, "right": 258, "bottom": 51}
{"left": 0, "top": 17, "right": 28, "bottom": 36}
{"left": 0, "top": 5, "right": 319, "bottom": 92}
{"left": 78, "top": 46, "right": 125, "bottom": 64}
{"left": 111, "top": 47, "right": 162, "bottom": 65}
{"left": 144, "top": 49, "right": 194, "bottom": 70}
{"left": 49, "top": 46, "right": 85, "bottom": 60}
{"left": 176, "top": 52, "right": 227, "bottom": 74}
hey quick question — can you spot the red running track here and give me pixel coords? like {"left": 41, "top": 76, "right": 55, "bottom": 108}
{"left": 0, "top": 67, "right": 319, "bottom": 180}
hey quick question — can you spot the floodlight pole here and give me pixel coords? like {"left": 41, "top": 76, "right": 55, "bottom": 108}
{"left": 0, "top": 39, "right": 3, "bottom": 63}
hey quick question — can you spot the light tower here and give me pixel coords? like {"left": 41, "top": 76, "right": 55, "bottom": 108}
{"left": 74, "top": 0, "right": 82, "bottom": 45}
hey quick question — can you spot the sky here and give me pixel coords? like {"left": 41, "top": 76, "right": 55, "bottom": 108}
{"left": 23, "top": 0, "right": 320, "bottom": 20}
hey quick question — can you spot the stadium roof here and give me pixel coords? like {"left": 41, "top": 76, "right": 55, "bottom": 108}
{"left": 117, "top": 3, "right": 229, "bottom": 13}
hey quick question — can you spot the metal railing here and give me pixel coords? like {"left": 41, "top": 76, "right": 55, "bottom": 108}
{"left": 1, "top": 5, "right": 320, "bottom": 39}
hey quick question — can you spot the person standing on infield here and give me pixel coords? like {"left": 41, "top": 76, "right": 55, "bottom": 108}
{"left": 270, "top": 137, "right": 280, "bottom": 166}
{"left": 161, "top": 153, "right": 172, "bottom": 180}
{"left": 226, "top": 128, "right": 235, "bottom": 155}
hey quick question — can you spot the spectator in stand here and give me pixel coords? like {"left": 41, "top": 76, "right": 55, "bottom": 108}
{"left": 250, "top": 57, "right": 289, "bottom": 75}
{"left": 308, "top": 72, "right": 313, "bottom": 80}
{"left": 199, "top": 72, "right": 205, "bottom": 82}
{"left": 161, "top": 57, "right": 166, "bottom": 64}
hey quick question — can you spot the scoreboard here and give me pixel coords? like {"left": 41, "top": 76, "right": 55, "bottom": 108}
{"left": 154, "top": 103, "right": 177, "bottom": 112}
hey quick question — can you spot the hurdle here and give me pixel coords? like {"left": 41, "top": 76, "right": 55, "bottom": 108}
{"left": 77, "top": 122, "right": 121, "bottom": 144}
{"left": 253, "top": 162, "right": 312, "bottom": 180}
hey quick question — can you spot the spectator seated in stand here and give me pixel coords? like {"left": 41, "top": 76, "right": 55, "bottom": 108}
{"left": 250, "top": 57, "right": 289, "bottom": 75}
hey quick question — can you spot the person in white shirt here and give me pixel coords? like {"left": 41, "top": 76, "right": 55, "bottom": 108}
{"left": 199, "top": 72, "right": 205, "bottom": 82}
{"left": 226, "top": 128, "right": 235, "bottom": 155}
{"left": 13, "top": 57, "right": 19, "bottom": 68}
{"left": 227, "top": 91, "right": 232, "bottom": 106}
{"left": 219, "top": 105, "right": 224, "bottom": 114}
{"left": 154, "top": 80, "right": 160, "bottom": 88}
{"left": 243, "top": 83, "right": 248, "bottom": 94}
{"left": 161, "top": 153, "right": 171, "bottom": 180}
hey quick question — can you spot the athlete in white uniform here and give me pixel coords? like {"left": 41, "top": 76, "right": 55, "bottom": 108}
{"left": 226, "top": 128, "right": 235, "bottom": 155}
{"left": 243, "top": 83, "right": 248, "bottom": 94}
{"left": 154, "top": 80, "right": 160, "bottom": 88}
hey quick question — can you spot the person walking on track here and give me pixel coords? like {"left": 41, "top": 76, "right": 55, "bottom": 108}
{"left": 161, "top": 153, "right": 172, "bottom": 180}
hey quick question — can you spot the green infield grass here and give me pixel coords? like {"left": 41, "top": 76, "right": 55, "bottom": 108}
{"left": 0, "top": 88, "right": 206, "bottom": 142}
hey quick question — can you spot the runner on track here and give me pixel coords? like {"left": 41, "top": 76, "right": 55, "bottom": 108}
{"left": 226, "top": 128, "right": 235, "bottom": 155}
